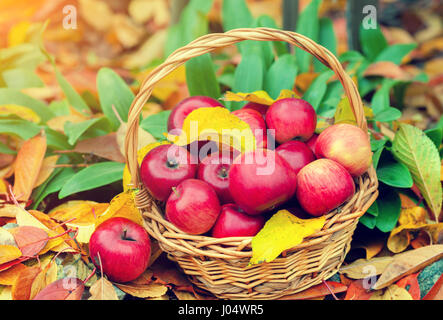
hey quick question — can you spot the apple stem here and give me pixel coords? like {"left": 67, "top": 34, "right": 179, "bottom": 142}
{"left": 172, "top": 187, "right": 179, "bottom": 197}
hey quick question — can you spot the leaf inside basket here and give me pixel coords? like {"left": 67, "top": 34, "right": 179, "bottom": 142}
{"left": 249, "top": 210, "right": 326, "bottom": 265}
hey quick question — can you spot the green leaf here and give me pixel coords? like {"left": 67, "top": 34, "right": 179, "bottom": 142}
{"left": 373, "top": 107, "right": 402, "bottom": 122}
{"left": 0, "top": 88, "right": 54, "bottom": 123}
{"left": 375, "top": 187, "right": 401, "bottom": 233}
{"left": 55, "top": 68, "right": 91, "bottom": 115}
{"left": 302, "top": 70, "right": 333, "bottom": 111}
{"left": 64, "top": 117, "right": 112, "bottom": 146}
{"left": 339, "top": 50, "right": 365, "bottom": 63}
{"left": 360, "top": 213, "right": 377, "bottom": 229}
{"left": 371, "top": 79, "right": 402, "bottom": 114}
{"left": 424, "top": 127, "right": 442, "bottom": 149}
{"left": 257, "top": 15, "right": 288, "bottom": 56}
{"left": 59, "top": 162, "right": 125, "bottom": 199}
{"left": 49, "top": 100, "right": 70, "bottom": 117}
{"left": 367, "top": 201, "right": 379, "bottom": 217}
{"left": 97, "top": 68, "right": 135, "bottom": 130}
{"left": 376, "top": 150, "right": 413, "bottom": 188}
{"left": 2, "top": 68, "right": 44, "bottom": 89}
{"left": 360, "top": 24, "right": 388, "bottom": 61}
{"left": 0, "top": 118, "right": 40, "bottom": 139}
{"left": 295, "top": 0, "right": 321, "bottom": 73}
{"left": 372, "top": 146, "right": 384, "bottom": 170}
{"left": 222, "top": 0, "right": 253, "bottom": 32}
{"left": 374, "top": 43, "right": 417, "bottom": 65}
{"left": 187, "top": 0, "right": 214, "bottom": 14}
{"left": 44, "top": 127, "right": 71, "bottom": 150}
{"left": 392, "top": 124, "right": 442, "bottom": 219}
{"left": 140, "top": 110, "right": 171, "bottom": 141}
{"left": 264, "top": 54, "right": 298, "bottom": 99}
{"left": 314, "top": 17, "right": 337, "bottom": 72}
{"left": 186, "top": 54, "right": 221, "bottom": 100}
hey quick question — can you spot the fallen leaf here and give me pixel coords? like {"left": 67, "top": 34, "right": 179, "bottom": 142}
{"left": 0, "top": 205, "right": 21, "bottom": 218}
{"left": 115, "top": 281, "right": 167, "bottom": 299}
{"left": 89, "top": 277, "right": 119, "bottom": 300}
{"left": 78, "top": 0, "right": 113, "bottom": 32}
{"left": 395, "top": 273, "right": 420, "bottom": 300}
{"left": 344, "top": 280, "right": 374, "bottom": 300}
{"left": 222, "top": 90, "right": 275, "bottom": 105}
{"left": 13, "top": 131, "right": 47, "bottom": 202}
{"left": 373, "top": 245, "right": 443, "bottom": 290}
{"left": 116, "top": 122, "right": 156, "bottom": 158}
{"left": 339, "top": 256, "right": 394, "bottom": 280}
{"left": 250, "top": 210, "right": 326, "bottom": 265}
{"left": 0, "top": 263, "right": 27, "bottom": 286}
{"left": 11, "top": 265, "right": 41, "bottom": 300}
{"left": 370, "top": 284, "right": 413, "bottom": 300}
{"left": 34, "top": 155, "right": 60, "bottom": 188}
{"left": 0, "top": 227, "right": 17, "bottom": 246}
{"left": 150, "top": 254, "right": 191, "bottom": 288}
{"left": 423, "top": 273, "right": 443, "bottom": 300}
{"left": 0, "top": 286, "right": 12, "bottom": 300}
{"left": 9, "top": 226, "right": 48, "bottom": 257}
{"left": 95, "top": 191, "right": 144, "bottom": 229}
{"left": 0, "top": 245, "right": 22, "bottom": 264}
{"left": 71, "top": 133, "right": 125, "bottom": 163}
{"left": 363, "top": 62, "right": 412, "bottom": 80}
{"left": 33, "top": 278, "right": 84, "bottom": 300}
{"left": 278, "top": 281, "right": 347, "bottom": 300}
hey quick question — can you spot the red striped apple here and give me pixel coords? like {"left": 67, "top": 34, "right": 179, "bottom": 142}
{"left": 140, "top": 144, "right": 197, "bottom": 201}
{"left": 167, "top": 96, "right": 224, "bottom": 131}
{"left": 228, "top": 149, "right": 297, "bottom": 215}
{"left": 315, "top": 123, "right": 372, "bottom": 177}
{"left": 242, "top": 102, "right": 268, "bottom": 118}
{"left": 232, "top": 108, "right": 268, "bottom": 148}
{"left": 165, "top": 179, "right": 221, "bottom": 235}
{"left": 198, "top": 153, "right": 234, "bottom": 204}
{"left": 211, "top": 204, "right": 265, "bottom": 238}
{"left": 89, "top": 217, "right": 151, "bottom": 283}
{"left": 276, "top": 140, "right": 315, "bottom": 175}
{"left": 306, "top": 133, "right": 319, "bottom": 155}
{"left": 296, "top": 159, "right": 355, "bottom": 216}
{"left": 265, "top": 98, "right": 317, "bottom": 143}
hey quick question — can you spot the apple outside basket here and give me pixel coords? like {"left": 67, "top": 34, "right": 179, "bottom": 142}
{"left": 124, "top": 28, "right": 379, "bottom": 300}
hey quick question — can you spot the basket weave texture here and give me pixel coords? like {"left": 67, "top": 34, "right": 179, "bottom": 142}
{"left": 124, "top": 28, "right": 379, "bottom": 300}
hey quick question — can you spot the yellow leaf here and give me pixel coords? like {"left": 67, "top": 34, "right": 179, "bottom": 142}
{"left": 276, "top": 89, "right": 300, "bottom": 100}
{"left": 0, "top": 286, "right": 12, "bottom": 300}
{"left": 116, "top": 122, "right": 156, "bottom": 158}
{"left": 7, "top": 21, "right": 31, "bottom": 47}
{"left": 95, "top": 191, "right": 144, "bottom": 228}
{"left": 0, "top": 105, "right": 40, "bottom": 123}
{"left": 223, "top": 90, "right": 274, "bottom": 105}
{"left": 123, "top": 141, "right": 170, "bottom": 191}
{"left": 34, "top": 155, "right": 59, "bottom": 188}
{"left": 370, "top": 284, "right": 413, "bottom": 300}
{"left": 89, "top": 277, "right": 119, "bottom": 300}
{"left": 0, "top": 179, "right": 8, "bottom": 194}
{"left": 0, "top": 263, "right": 27, "bottom": 286}
{"left": 138, "top": 65, "right": 186, "bottom": 102}
{"left": 334, "top": 97, "right": 373, "bottom": 125}
{"left": 250, "top": 210, "right": 326, "bottom": 265}
{"left": 166, "top": 107, "right": 256, "bottom": 152}
{"left": 0, "top": 245, "right": 22, "bottom": 264}
{"left": 13, "top": 131, "right": 47, "bottom": 202}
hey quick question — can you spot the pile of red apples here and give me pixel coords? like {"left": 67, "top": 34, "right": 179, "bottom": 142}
{"left": 139, "top": 95, "right": 372, "bottom": 238}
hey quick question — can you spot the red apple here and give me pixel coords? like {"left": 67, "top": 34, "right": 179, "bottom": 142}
{"left": 140, "top": 144, "right": 197, "bottom": 201}
{"left": 228, "top": 149, "right": 297, "bottom": 215}
{"left": 167, "top": 96, "right": 224, "bottom": 132}
{"left": 265, "top": 98, "right": 317, "bottom": 143}
{"left": 275, "top": 140, "right": 315, "bottom": 175}
{"left": 198, "top": 153, "right": 234, "bottom": 204}
{"left": 232, "top": 108, "right": 268, "bottom": 148}
{"left": 165, "top": 179, "right": 221, "bottom": 235}
{"left": 306, "top": 133, "right": 319, "bottom": 155}
{"left": 89, "top": 217, "right": 151, "bottom": 283}
{"left": 242, "top": 102, "right": 268, "bottom": 118}
{"left": 315, "top": 123, "right": 372, "bottom": 177}
{"left": 211, "top": 204, "right": 265, "bottom": 238}
{"left": 296, "top": 159, "right": 355, "bottom": 216}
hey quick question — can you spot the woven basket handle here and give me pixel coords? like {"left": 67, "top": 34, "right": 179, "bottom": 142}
{"left": 125, "top": 27, "right": 367, "bottom": 188}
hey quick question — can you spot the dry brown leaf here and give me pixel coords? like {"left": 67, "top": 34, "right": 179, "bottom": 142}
{"left": 13, "top": 131, "right": 47, "bottom": 202}
{"left": 370, "top": 284, "right": 413, "bottom": 300}
{"left": 278, "top": 281, "right": 347, "bottom": 300}
{"left": 0, "top": 263, "right": 27, "bottom": 286}
{"left": 89, "top": 277, "right": 119, "bottom": 300}
{"left": 115, "top": 281, "right": 167, "bottom": 299}
{"left": 173, "top": 290, "right": 197, "bottom": 300}
{"left": 11, "top": 265, "right": 41, "bottom": 300}
{"left": 34, "top": 155, "right": 60, "bottom": 188}
{"left": 339, "top": 256, "right": 394, "bottom": 280}
{"left": 364, "top": 62, "right": 412, "bottom": 80}
{"left": 111, "top": 14, "right": 144, "bottom": 49}
{"left": 78, "top": 0, "right": 114, "bottom": 32}
{"left": 0, "top": 205, "right": 21, "bottom": 218}
{"left": 373, "top": 244, "right": 443, "bottom": 290}
{"left": 72, "top": 133, "right": 125, "bottom": 163}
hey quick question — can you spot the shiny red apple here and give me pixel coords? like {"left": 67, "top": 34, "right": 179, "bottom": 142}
{"left": 265, "top": 98, "right": 317, "bottom": 143}
{"left": 306, "top": 133, "right": 319, "bottom": 155}
{"left": 275, "top": 140, "right": 315, "bottom": 175}
{"left": 140, "top": 144, "right": 197, "bottom": 201}
{"left": 232, "top": 108, "right": 268, "bottom": 148}
{"left": 296, "top": 159, "right": 355, "bottom": 216}
{"left": 228, "top": 149, "right": 297, "bottom": 215}
{"left": 211, "top": 204, "right": 265, "bottom": 238}
{"left": 167, "top": 96, "right": 224, "bottom": 132}
{"left": 242, "top": 102, "right": 268, "bottom": 118}
{"left": 165, "top": 179, "right": 221, "bottom": 235}
{"left": 198, "top": 153, "right": 234, "bottom": 204}
{"left": 315, "top": 123, "right": 372, "bottom": 177}
{"left": 89, "top": 217, "right": 151, "bottom": 283}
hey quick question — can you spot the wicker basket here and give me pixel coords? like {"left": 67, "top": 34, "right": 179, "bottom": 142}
{"left": 124, "top": 28, "right": 379, "bottom": 300}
